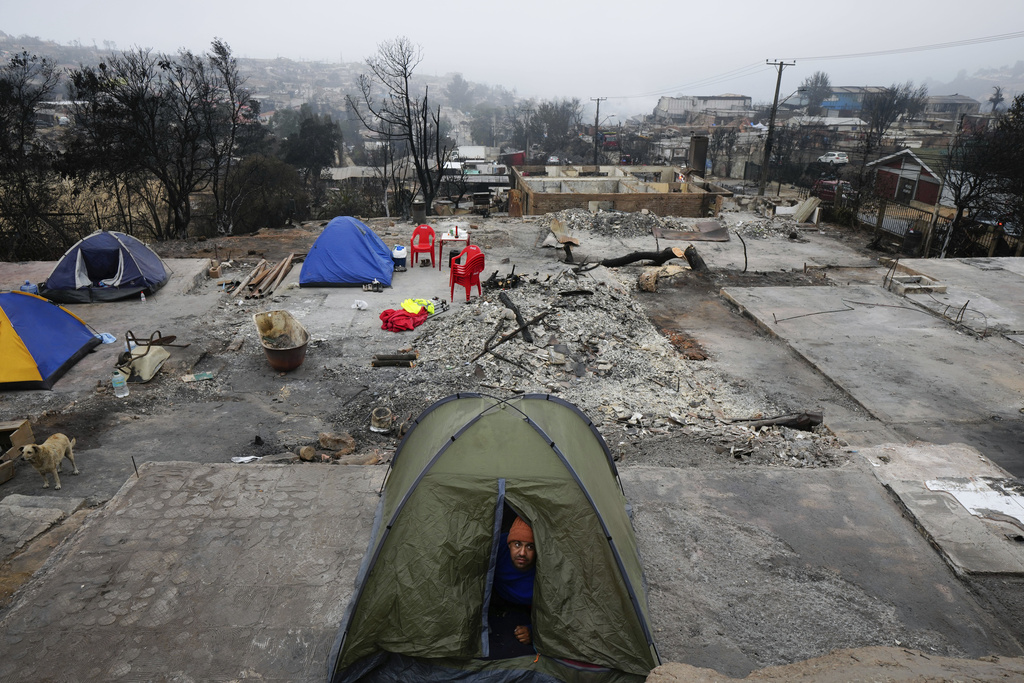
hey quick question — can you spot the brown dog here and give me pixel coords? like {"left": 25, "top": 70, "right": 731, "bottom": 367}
{"left": 20, "top": 434, "right": 78, "bottom": 490}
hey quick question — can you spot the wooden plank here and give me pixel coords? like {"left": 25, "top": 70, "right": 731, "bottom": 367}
{"left": 793, "top": 197, "right": 822, "bottom": 224}
{"left": 0, "top": 419, "right": 34, "bottom": 463}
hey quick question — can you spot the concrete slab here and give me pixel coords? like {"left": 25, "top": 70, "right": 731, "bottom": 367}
{"left": 683, "top": 229, "right": 880, "bottom": 273}
{"left": 623, "top": 465, "right": 1019, "bottom": 674}
{"left": 0, "top": 494, "right": 86, "bottom": 517}
{"left": 888, "top": 481, "right": 1024, "bottom": 575}
{"left": 926, "top": 478, "right": 1024, "bottom": 531}
{"left": 0, "top": 505, "right": 66, "bottom": 559}
{"left": 2, "top": 461, "right": 1019, "bottom": 682}
{"left": 0, "top": 495, "right": 85, "bottom": 562}
{"left": 820, "top": 414, "right": 904, "bottom": 448}
{"left": 641, "top": 270, "right": 899, "bottom": 453}
{"left": 862, "top": 441, "right": 1013, "bottom": 483}
{"left": 722, "top": 285, "right": 1024, "bottom": 474}
{"left": 0, "top": 462, "right": 383, "bottom": 683}
{"left": 859, "top": 442, "right": 1024, "bottom": 576}
{"left": 892, "top": 257, "right": 1024, "bottom": 335}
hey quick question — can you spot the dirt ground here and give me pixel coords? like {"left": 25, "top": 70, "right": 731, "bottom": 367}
{"left": 3, "top": 205, "right": 1021, "bottom": 681}
{"left": 647, "top": 647, "right": 1024, "bottom": 682}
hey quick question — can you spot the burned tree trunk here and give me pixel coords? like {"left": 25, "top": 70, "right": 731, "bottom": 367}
{"left": 683, "top": 245, "right": 709, "bottom": 272}
{"left": 471, "top": 310, "right": 553, "bottom": 362}
{"left": 498, "top": 291, "right": 533, "bottom": 344}
{"left": 600, "top": 247, "right": 685, "bottom": 269}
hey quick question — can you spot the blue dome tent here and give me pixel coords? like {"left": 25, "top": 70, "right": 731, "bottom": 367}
{"left": 299, "top": 217, "right": 393, "bottom": 288}
{"left": 0, "top": 292, "right": 101, "bottom": 390}
{"left": 39, "top": 231, "right": 170, "bottom": 303}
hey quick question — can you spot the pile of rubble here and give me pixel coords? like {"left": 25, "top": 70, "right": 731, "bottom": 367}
{"left": 551, "top": 207, "right": 813, "bottom": 245}
{"left": 727, "top": 217, "right": 807, "bottom": 240}
{"left": 332, "top": 265, "right": 846, "bottom": 468}
{"left": 553, "top": 208, "right": 711, "bottom": 239}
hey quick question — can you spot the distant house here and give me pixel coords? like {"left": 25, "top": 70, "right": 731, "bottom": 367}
{"left": 866, "top": 149, "right": 941, "bottom": 206}
{"left": 816, "top": 86, "right": 888, "bottom": 115}
{"left": 654, "top": 94, "right": 753, "bottom": 123}
{"left": 923, "top": 94, "right": 981, "bottom": 122}
{"left": 786, "top": 116, "right": 866, "bottom": 133}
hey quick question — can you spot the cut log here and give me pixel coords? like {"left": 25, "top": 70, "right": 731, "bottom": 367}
{"left": 730, "top": 412, "right": 823, "bottom": 431}
{"left": 683, "top": 245, "right": 709, "bottom": 272}
{"left": 373, "top": 352, "right": 419, "bottom": 361}
{"left": 370, "top": 359, "right": 415, "bottom": 367}
{"left": 638, "top": 270, "right": 659, "bottom": 292}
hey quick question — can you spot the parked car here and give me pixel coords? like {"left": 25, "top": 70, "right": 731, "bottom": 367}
{"left": 810, "top": 179, "right": 852, "bottom": 203}
{"left": 817, "top": 151, "right": 849, "bottom": 165}
{"left": 546, "top": 155, "right": 561, "bottom": 165}
{"left": 971, "top": 212, "right": 1021, "bottom": 238}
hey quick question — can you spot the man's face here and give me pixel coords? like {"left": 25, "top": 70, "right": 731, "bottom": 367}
{"left": 509, "top": 539, "right": 536, "bottom": 571}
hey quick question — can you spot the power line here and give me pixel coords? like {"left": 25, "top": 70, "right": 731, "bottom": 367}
{"left": 606, "top": 29, "right": 1024, "bottom": 101}
{"left": 789, "top": 30, "right": 1024, "bottom": 61}
{"left": 607, "top": 62, "right": 768, "bottom": 100}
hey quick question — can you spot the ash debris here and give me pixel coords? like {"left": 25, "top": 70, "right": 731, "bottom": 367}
{"left": 333, "top": 262, "right": 846, "bottom": 469}
{"left": 729, "top": 218, "right": 804, "bottom": 240}
{"left": 552, "top": 207, "right": 812, "bottom": 245}
{"left": 552, "top": 208, "right": 716, "bottom": 239}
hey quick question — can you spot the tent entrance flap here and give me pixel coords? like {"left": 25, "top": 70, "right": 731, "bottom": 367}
{"left": 480, "top": 478, "right": 508, "bottom": 659}
{"left": 99, "top": 251, "right": 126, "bottom": 286}
{"left": 74, "top": 250, "right": 90, "bottom": 289}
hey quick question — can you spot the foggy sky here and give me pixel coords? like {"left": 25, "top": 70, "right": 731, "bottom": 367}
{"left": 4, "top": 0, "right": 1022, "bottom": 117}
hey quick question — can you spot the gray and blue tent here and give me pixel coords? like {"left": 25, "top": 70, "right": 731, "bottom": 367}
{"left": 300, "top": 216, "right": 393, "bottom": 288}
{"left": 328, "top": 393, "right": 660, "bottom": 683}
{"left": 39, "top": 231, "right": 170, "bottom": 303}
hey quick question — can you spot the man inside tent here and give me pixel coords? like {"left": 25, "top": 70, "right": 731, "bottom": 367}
{"left": 488, "top": 517, "right": 536, "bottom": 658}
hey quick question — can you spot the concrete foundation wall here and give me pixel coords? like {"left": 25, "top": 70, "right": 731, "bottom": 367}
{"left": 511, "top": 167, "right": 728, "bottom": 217}
{"left": 522, "top": 189, "right": 713, "bottom": 216}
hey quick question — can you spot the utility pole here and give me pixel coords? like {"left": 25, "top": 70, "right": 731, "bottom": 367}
{"left": 591, "top": 97, "right": 607, "bottom": 165}
{"left": 757, "top": 60, "right": 795, "bottom": 196}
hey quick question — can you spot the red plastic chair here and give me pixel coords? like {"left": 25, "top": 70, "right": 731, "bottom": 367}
{"left": 409, "top": 224, "right": 435, "bottom": 268}
{"left": 460, "top": 244, "right": 482, "bottom": 261}
{"left": 450, "top": 246, "right": 485, "bottom": 302}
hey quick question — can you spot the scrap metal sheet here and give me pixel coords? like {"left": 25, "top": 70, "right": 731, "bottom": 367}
{"left": 926, "top": 477, "right": 1024, "bottom": 530}
{"left": 652, "top": 220, "right": 729, "bottom": 242}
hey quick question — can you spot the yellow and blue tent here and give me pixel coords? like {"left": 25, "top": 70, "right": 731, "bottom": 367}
{"left": 0, "top": 291, "right": 100, "bottom": 390}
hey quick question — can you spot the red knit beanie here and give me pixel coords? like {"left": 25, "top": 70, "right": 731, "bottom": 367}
{"left": 507, "top": 517, "right": 534, "bottom": 544}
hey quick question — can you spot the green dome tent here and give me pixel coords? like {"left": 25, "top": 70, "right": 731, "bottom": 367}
{"left": 328, "top": 393, "right": 660, "bottom": 683}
